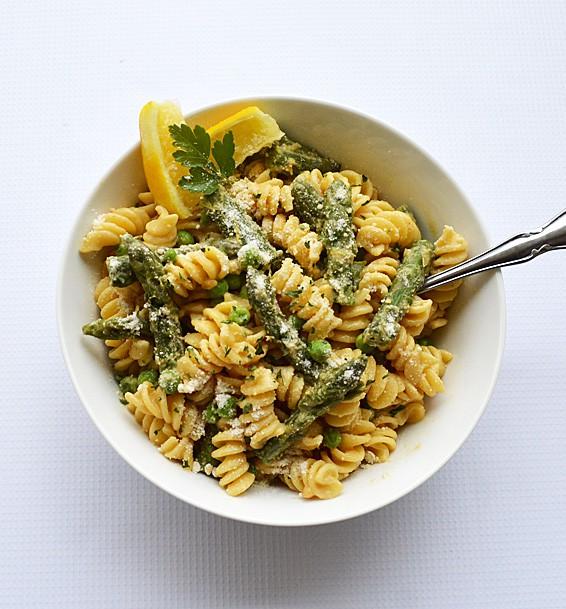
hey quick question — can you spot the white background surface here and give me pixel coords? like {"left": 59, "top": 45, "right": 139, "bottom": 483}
{"left": 1, "top": 1, "right": 565, "bottom": 607}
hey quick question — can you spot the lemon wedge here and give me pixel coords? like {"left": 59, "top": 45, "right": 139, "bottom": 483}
{"left": 139, "top": 101, "right": 200, "bottom": 219}
{"left": 139, "top": 102, "right": 284, "bottom": 218}
{"left": 207, "top": 106, "right": 284, "bottom": 167}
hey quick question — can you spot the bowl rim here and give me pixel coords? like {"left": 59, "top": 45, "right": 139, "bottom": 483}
{"left": 57, "top": 96, "right": 506, "bottom": 526}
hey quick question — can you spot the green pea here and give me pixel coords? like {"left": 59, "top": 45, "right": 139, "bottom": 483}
{"left": 289, "top": 315, "right": 305, "bottom": 331}
{"left": 163, "top": 248, "right": 177, "bottom": 262}
{"left": 355, "top": 334, "right": 374, "bottom": 354}
{"left": 239, "top": 285, "right": 249, "bottom": 300}
{"left": 158, "top": 369, "right": 181, "bottom": 394}
{"left": 227, "top": 306, "right": 251, "bottom": 326}
{"left": 209, "top": 279, "right": 229, "bottom": 298}
{"left": 226, "top": 273, "right": 243, "bottom": 291}
{"left": 416, "top": 337, "right": 431, "bottom": 346}
{"left": 118, "top": 375, "right": 139, "bottom": 395}
{"left": 307, "top": 339, "right": 331, "bottom": 363}
{"left": 177, "top": 230, "right": 195, "bottom": 246}
{"left": 138, "top": 369, "right": 159, "bottom": 386}
{"left": 323, "top": 427, "right": 342, "bottom": 449}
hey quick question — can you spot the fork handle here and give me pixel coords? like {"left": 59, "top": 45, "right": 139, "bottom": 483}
{"left": 419, "top": 208, "right": 566, "bottom": 293}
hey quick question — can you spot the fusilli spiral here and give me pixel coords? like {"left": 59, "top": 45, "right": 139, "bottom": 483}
{"left": 354, "top": 200, "right": 421, "bottom": 256}
{"left": 282, "top": 458, "right": 342, "bottom": 499}
{"left": 374, "top": 401, "right": 426, "bottom": 429}
{"left": 330, "top": 289, "right": 374, "bottom": 347}
{"left": 142, "top": 205, "right": 178, "bottom": 248}
{"left": 247, "top": 175, "right": 293, "bottom": 217}
{"left": 166, "top": 246, "right": 230, "bottom": 295}
{"left": 106, "top": 338, "right": 153, "bottom": 373}
{"left": 401, "top": 296, "right": 434, "bottom": 336}
{"left": 211, "top": 423, "right": 255, "bottom": 496}
{"left": 365, "top": 365, "right": 405, "bottom": 410}
{"left": 239, "top": 367, "right": 285, "bottom": 449}
{"left": 358, "top": 255, "right": 399, "bottom": 302}
{"left": 80, "top": 204, "right": 156, "bottom": 252}
{"left": 423, "top": 226, "right": 469, "bottom": 331}
{"left": 272, "top": 366, "right": 305, "bottom": 410}
{"left": 365, "top": 425, "right": 398, "bottom": 463}
{"left": 186, "top": 324, "right": 266, "bottom": 371}
{"left": 271, "top": 258, "right": 341, "bottom": 339}
{"left": 295, "top": 421, "right": 324, "bottom": 450}
{"left": 262, "top": 214, "right": 323, "bottom": 272}
{"left": 94, "top": 277, "right": 141, "bottom": 319}
{"left": 322, "top": 417, "right": 371, "bottom": 479}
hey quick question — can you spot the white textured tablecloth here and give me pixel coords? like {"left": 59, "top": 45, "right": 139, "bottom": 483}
{"left": 2, "top": 1, "right": 565, "bottom": 607}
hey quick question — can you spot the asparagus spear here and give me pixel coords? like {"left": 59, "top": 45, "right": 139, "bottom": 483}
{"left": 265, "top": 136, "right": 341, "bottom": 176}
{"left": 320, "top": 180, "right": 358, "bottom": 305}
{"left": 106, "top": 255, "right": 136, "bottom": 287}
{"left": 123, "top": 235, "right": 173, "bottom": 308}
{"left": 122, "top": 235, "right": 185, "bottom": 392}
{"left": 82, "top": 313, "right": 150, "bottom": 340}
{"left": 360, "top": 239, "right": 434, "bottom": 349}
{"left": 290, "top": 175, "right": 325, "bottom": 230}
{"left": 203, "top": 186, "right": 279, "bottom": 268}
{"left": 292, "top": 176, "right": 358, "bottom": 304}
{"left": 245, "top": 267, "right": 321, "bottom": 382}
{"left": 256, "top": 355, "right": 368, "bottom": 462}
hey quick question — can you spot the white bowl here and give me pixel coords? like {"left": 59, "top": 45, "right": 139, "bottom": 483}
{"left": 57, "top": 98, "right": 505, "bottom": 526}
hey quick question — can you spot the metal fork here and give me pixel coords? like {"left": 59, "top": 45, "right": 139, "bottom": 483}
{"left": 419, "top": 209, "right": 566, "bottom": 293}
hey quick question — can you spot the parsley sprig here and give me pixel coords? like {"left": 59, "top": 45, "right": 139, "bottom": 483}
{"left": 169, "top": 124, "right": 236, "bottom": 195}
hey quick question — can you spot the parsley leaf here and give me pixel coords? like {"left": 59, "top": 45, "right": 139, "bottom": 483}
{"left": 169, "top": 124, "right": 211, "bottom": 167}
{"left": 169, "top": 123, "right": 236, "bottom": 195}
{"left": 212, "top": 132, "right": 236, "bottom": 178}
{"left": 179, "top": 166, "right": 219, "bottom": 195}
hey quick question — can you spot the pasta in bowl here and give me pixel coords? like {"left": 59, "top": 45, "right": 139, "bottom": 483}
{"left": 58, "top": 98, "right": 505, "bottom": 525}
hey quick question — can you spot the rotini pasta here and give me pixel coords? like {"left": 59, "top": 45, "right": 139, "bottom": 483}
{"left": 240, "top": 175, "right": 294, "bottom": 217}
{"left": 166, "top": 246, "right": 230, "bottom": 295}
{"left": 143, "top": 205, "right": 178, "bottom": 248}
{"left": 423, "top": 226, "right": 468, "bottom": 331}
{"left": 282, "top": 458, "right": 342, "bottom": 499}
{"left": 262, "top": 214, "right": 323, "bottom": 272}
{"left": 365, "top": 365, "right": 405, "bottom": 410}
{"left": 211, "top": 423, "right": 255, "bottom": 496}
{"left": 322, "top": 418, "right": 371, "bottom": 479}
{"left": 80, "top": 203, "right": 156, "bottom": 252}
{"left": 374, "top": 400, "right": 426, "bottom": 429}
{"left": 272, "top": 366, "right": 305, "bottom": 410}
{"left": 330, "top": 289, "right": 374, "bottom": 347}
{"left": 271, "top": 258, "right": 341, "bottom": 339}
{"left": 186, "top": 324, "right": 266, "bottom": 371}
{"left": 239, "top": 367, "right": 285, "bottom": 449}
{"left": 358, "top": 255, "right": 399, "bottom": 302}
{"left": 354, "top": 199, "right": 421, "bottom": 256}
{"left": 401, "top": 295, "right": 434, "bottom": 336}
{"left": 106, "top": 338, "right": 153, "bottom": 373}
